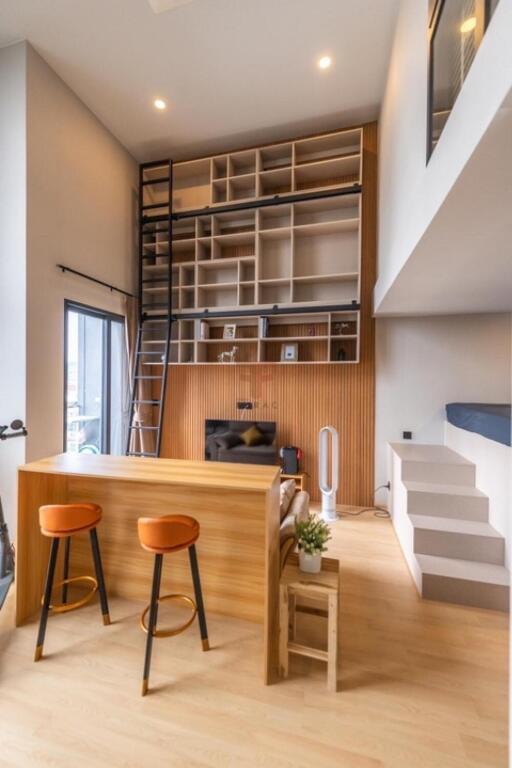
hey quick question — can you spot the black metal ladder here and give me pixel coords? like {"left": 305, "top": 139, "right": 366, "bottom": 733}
{"left": 126, "top": 160, "right": 173, "bottom": 458}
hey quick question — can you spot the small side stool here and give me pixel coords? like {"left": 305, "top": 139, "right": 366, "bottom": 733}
{"left": 279, "top": 554, "right": 340, "bottom": 692}
{"left": 137, "top": 514, "right": 209, "bottom": 696}
{"left": 34, "top": 503, "right": 110, "bottom": 662}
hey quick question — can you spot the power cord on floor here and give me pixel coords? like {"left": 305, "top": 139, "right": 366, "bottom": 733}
{"left": 338, "top": 483, "right": 391, "bottom": 519}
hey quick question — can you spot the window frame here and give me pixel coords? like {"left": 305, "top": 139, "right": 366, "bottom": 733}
{"left": 63, "top": 300, "right": 126, "bottom": 455}
{"left": 427, "top": 0, "right": 495, "bottom": 161}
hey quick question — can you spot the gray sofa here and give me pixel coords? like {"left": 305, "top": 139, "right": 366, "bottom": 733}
{"left": 205, "top": 421, "right": 277, "bottom": 465}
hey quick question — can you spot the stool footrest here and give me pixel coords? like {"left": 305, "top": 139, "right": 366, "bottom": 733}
{"left": 45, "top": 575, "right": 98, "bottom": 614}
{"left": 140, "top": 593, "right": 197, "bottom": 638}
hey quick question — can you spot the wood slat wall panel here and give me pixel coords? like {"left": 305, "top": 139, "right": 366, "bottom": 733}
{"left": 160, "top": 122, "right": 377, "bottom": 505}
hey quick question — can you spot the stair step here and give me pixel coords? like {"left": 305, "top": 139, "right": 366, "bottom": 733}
{"left": 405, "top": 480, "right": 488, "bottom": 521}
{"left": 410, "top": 514, "right": 504, "bottom": 565}
{"left": 417, "top": 554, "right": 509, "bottom": 611}
{"left": 391, "top": 442, "right": 476, "bottom": 486}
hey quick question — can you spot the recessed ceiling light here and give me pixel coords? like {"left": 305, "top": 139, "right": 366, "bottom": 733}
{"left": 318, "top": 56, "right": 332, "bottom": 70}
{"left": 460, "top": 16, "right": 477, "bottom": 34}
{"left": 153, "top": 98, "right": 167, "bottom": 111}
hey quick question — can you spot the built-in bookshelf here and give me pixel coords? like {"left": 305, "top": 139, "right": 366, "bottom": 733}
{"left": 142, "top": 128, "right": 361, "bottom": 215}
{"left": 141, "top": 193, "right": 360, "bottom": 314}
{"left": 139, "top": 126, "right": 364, "bottom": 365}
{"left": 141, "top": 311, "right": 359, "bottom": 366}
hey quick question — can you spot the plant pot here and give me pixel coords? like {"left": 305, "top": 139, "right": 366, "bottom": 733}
{"left": 299, "top": 550, "right": 322, "bottom": 574}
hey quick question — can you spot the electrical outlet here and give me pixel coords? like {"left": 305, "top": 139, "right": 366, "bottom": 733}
{"left": 403, "top": 431, "right": 412, "bottom": 440}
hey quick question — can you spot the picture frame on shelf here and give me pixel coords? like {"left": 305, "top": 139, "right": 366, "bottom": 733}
{"left": 223, "top": 324, "right": 236, "bottom": 340}
{"left": 281, "top": 343, "right": 298, "bottom": 362}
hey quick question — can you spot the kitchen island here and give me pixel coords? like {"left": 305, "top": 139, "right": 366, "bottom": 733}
{"left": 17, "top": 453, "right": 281, "bottom": 683}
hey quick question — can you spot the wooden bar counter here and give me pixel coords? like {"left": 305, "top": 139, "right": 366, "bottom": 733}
{"left": 17, "top": 454, "right": 281, "bottom": 683}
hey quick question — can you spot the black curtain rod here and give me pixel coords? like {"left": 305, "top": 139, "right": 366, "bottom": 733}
{"left": 57, "top": 264, "right": 136, "bottom": 298}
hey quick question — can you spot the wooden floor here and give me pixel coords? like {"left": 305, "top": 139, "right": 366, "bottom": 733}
{"left": 0, "top": 509, "right": 508, "bottom": 768}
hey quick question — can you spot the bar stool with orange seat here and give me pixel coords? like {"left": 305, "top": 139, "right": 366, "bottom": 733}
{"left": 138, "top": 514, "right": 209, "bottom": 696}
{"left": 34, "top": 503, "right": 110, "bottom": 662}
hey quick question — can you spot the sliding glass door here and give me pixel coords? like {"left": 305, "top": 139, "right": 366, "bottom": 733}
{"left": 64, "top": 302, "right": 129, "bottom": 455}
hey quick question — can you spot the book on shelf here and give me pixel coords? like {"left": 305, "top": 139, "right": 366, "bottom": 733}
{"left": 195, "top": 319, "right": 210, "bottom": 340}
{"left": 259, "top": 316, "right": 269, "bottom": 338}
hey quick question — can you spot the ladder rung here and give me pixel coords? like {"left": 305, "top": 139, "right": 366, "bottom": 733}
{"left": 133, "top": 400, "right": 160, "bottom": 405}
{"left": 142, "top": 278, "right": 170, "bottom": 284}
{"left": 142, "top": 202, "right": 169, "bottom": 211}
{"left": 142, "top": 176, "right": 170, "bottom": 186}
{"left": 137, "top": 350, "right": 165, "bottom": 356}
{"left": 135, "top": 375, "right": 163, "bottom": 379}
{"left": 129, "top": 426, "right": 159, "bottom": 431}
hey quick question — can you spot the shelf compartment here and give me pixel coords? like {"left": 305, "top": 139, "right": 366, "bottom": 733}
{"left": 259, "top": 281, "right": 291, "bottom": 305}
{"left": 212, "top": 179, "right": 227, "bottom": 205}
{"left": 293, "top": 229, "right": 359, "bottom": 277}
{"left": 228, "top": 174, "right": 257, "bottom": 202}
{"left": 239, "top": 284, "right": 256, "bottom": 306}
{"left": 259, "top": 168, "right": 292, "bottom": 196}
{"left": 259, "top": 143, "right": 292, "bottom": 172}
{"left": 239, "top": 260, "right": 255, "bottom": 282}
{"left": 263, "top": 316, "right": 329, "bottom": 339}
{"left": 293, "top": 195, "right": 360, "bottom": 225}
{"left": 171, "top": 243, "right": 195, "bottom": 264}
{"left": 261, "top": 339, "right": 328, "bottom": 364}
{"left": 229, "top": 150, "right": 257, "bottom": 177}
{"left": 179, "top": 341, "right": 195, "bottom": 364}
{"left": 179, "top": 287, "right": 195, "bottom": 309}
{"left": 196, "top": 339, "right": 258, "bottom": 364}
{"left": 294, "top": 156, "right": 361, "bottom": 191}
{"left": 294, "top": 129, "right": 361, "bottom": 165}
{"left": 293, "top": 277, "right": 358, "bottom": 304}
{"left": 330, "top": 338, "right": 357, "bottom": 363}
{"left": 259, "top": 230, "right": 292, "bottom": 280}
{"left": 206, "top": 321, "right": 258, "bottom": 341}
{"left": 213, "top": 210, "right": 256, "bottom": 236}
{"left": 196, "top": 216, "right": 212, "bottom": 238}
{"left": 173, "top": 159, "right": 211, "bottom": 212}
{"left": 196, "top": 285, "right": 238, "bottom": 309}
{"left": 212, "top": 156, "right": 228, "bottom": 180}
{"left": 330, "top": 313, "right": 358, "bottom": 337}
{"left": 180, "top": 320, "right": 195, "bottom": 341}
{"left": 212, "top": 233, "right": 255, "bottom": 261}
{"left": 173, "top": 220, "right": 196, "bottom": 241}
{"left": 259, "top": 205, "right": 292, "bottom": 230}
{"left": 196, "top": 238, "right": 212, "bottom": 261}
{"left": 197, "top": 263, "right": 238, "bottom": 285}
{"left": 179, "top": 265, "right": 195, "bottom": 287}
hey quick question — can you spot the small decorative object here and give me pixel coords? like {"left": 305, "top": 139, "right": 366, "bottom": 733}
{"left": 280, "top": 343, "right": 298, "bottom": 362}
{"left": 332, "top": 322, "right": 342, "bottom": 336}
{"left": 336, "top": 346, "right": 347, "bottom": 362}
{"left": 296, "top": 513, "right": 331, "bottom": 574}
{"left": 217, "top": 346, "right": 238, "bottom": 364}
{"left": 223, "top": 324, "right": 236, "bottom": 340}
{"left": 307, "top": 326, "right": 316, "bottom": 337}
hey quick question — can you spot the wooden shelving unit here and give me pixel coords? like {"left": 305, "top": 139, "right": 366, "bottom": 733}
{"left": 140, "top": 126, "right": 364, "bottom": 365}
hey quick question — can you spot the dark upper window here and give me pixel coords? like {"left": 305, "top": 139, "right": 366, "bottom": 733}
{"left": 428, "top": 0, "right": 501, "bottom": 160}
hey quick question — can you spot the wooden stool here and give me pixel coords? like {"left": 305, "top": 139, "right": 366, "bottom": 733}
{"left": 34, "top": 503, "right": 110, "bottom": 662}
{"left": 279, "top": 554, "right": 340, "bottom": 692}
{"left": 137, "top": 514, "right": 209, "bottom": 696}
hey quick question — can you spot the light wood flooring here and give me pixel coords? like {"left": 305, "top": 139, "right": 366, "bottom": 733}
{"left": 0, "top": 509, "right": 508, "bottom": 768}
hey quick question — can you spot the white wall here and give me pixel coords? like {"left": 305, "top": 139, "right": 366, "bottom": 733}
{"left": 375, "top": 314, "right": 512, "bottom": 504}
{"left": 25, "top": 46, "right": 138, "bottom": 465}
{"left": 0, "top": 44, "right": 27, "bottom": 534}
{"left": 375, "top": 0, "right": 512, "bottom": 312}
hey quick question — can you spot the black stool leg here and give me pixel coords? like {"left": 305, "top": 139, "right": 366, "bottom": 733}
{"left": 142, "top": 553, "right": 163, "bottom": 696}
{"left": 89, "top": 528, "right": 110, "bottom": 626}
{"left": 188, "top": 544, "right": 209, "bottom": 651}
{"left": 34, "top": 537, "right": 59, "bottom": 661}
{"left": 61, "top": 536, "right": 71, "bottom": 604}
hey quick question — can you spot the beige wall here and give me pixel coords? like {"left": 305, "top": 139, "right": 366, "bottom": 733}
{"left": 0, "top": 43, "right": 137, "bottom": 533}
{"left": 0, "top": 43, "right": 28, "bottom": 534}
{"left": 25, "top": 46, "right": 138, "bottom": 467}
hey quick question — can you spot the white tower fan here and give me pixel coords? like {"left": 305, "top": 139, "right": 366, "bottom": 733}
{"left": 318, "top": 426, "right": 339, "bottom": 522}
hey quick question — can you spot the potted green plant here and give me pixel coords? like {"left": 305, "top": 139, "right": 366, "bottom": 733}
{"left": 296, "top": 514, "right": 331, "bottom": 573}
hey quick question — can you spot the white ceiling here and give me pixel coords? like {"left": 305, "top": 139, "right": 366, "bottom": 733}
{"left": 0, "top": 0, "right": 399, "bottom": 161}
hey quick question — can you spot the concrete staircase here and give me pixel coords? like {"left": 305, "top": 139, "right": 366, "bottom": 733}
{"left": 390, "top": 443, "right": 509, "bottom": 611}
